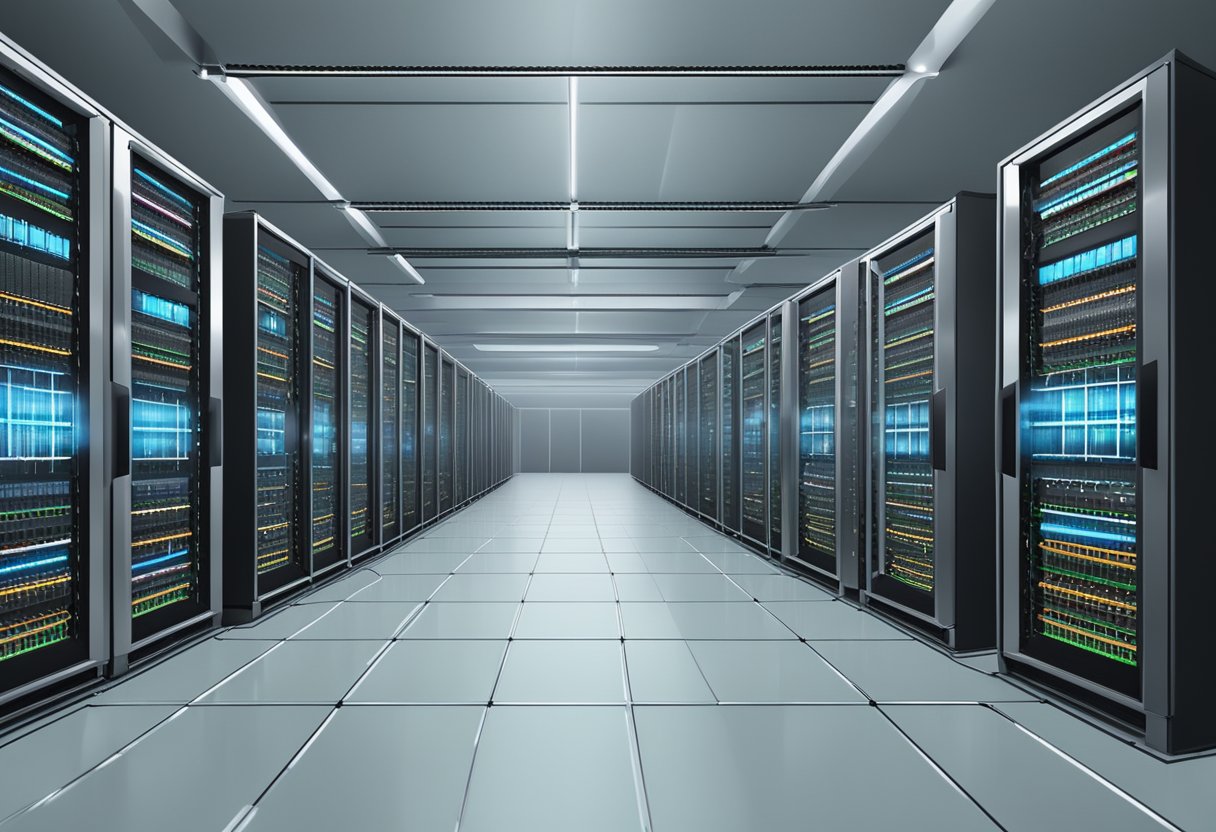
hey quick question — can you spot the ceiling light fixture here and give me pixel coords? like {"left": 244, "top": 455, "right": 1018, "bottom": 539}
{"left": 212, "top": 76, "right": 343, "bottom": 201}
{"left": 568, "top": 76, "right": 579, "bottom": 201}
{"left": 398, "top": 294, "right": 740, "bottom": 310}
{"left": 474, "top": 344, "right": 660, "bottom": 353}
{"left": 392, "top": 254, "right": 426, "bottom": 285}
{"left": 912, "top": 63, "right": 928, "bottom": 73}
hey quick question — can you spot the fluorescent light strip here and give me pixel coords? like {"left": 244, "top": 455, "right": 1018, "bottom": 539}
{"left": 392, "top": 254, "right": 426, "bottom": 285}
{"left": 213, "top": 77, "right": 342, "bottom": 201}
{"left": 568, "top": 76, "right": 579, "bottom": 201}
{"left": 404, "top": 294, "right": 739, "bottom": 310}
{"left": 474, "top": 344, "right": 659, "bottom": 353}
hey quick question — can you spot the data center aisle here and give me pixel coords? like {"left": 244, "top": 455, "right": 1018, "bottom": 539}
{"left": 0, "top": 474, "right": 1209, "bottom": 831}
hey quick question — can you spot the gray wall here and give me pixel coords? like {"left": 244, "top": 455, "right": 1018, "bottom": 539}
{"left": 516, "top": 409, "right": 631, "bottom": 473}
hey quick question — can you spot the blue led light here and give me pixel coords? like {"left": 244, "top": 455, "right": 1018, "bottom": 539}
{"left": 133, "top": 168, "right": 193, "bottom": 210}
{"left": 1038, "top": 235, "right": 1137, "bottom": 285}
{"left": 132, "top": 219, "right": 192, "bottom": 259}
{"left": 133, "top": 290, "right": 190, "bottom": 328}
{"left": 132, "top": 549, "right": 190, "bottom": 572}
{"left": 0, "top": 553, "right": 68, "bottom": 575}
{"left": 0, "top": 163, "right": 70, "bottom": 200}
{"left": 0, "top": 212, "right": 70, "bottom": 259}
{"left": 1040, "top": 132, "right": 1137, "bottom": 189}
{"left": 881, "top": 247, "right": 933, "bottom": 281}
{"left": 1040, "top": 522, "right": 1136, "bottom": 544}
{"left": 0, "top": 82, "right": 64, "bottom": 128}
{"left": 0, "top": 114, "right": 73, "bottom": 165}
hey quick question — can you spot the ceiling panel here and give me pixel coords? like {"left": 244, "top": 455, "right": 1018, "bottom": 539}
{"left": 175, "top": 0, "right": 949, "bottom": 66}
{"left": 776, "top": 202, "right": 940, "bottom": 249}
{"left": 367, "top": 211, "right": 567, "bottom": 228}
{"left": 0, "top": 3, "right": 321, "bottom": 201}
{"left": 275, "top": 103, "right": 567, "bottom": 200}
{"left": 832, "top": 0, "right": 1216, "bottom": 202}
{"left": 378, "top": 226, "right": 567, "bottom": 248}
{"left": 256, "top": 76, "right": 565, "bottom": 104}
{"left": 572, "top": 310, "right": 707, "bottom": 335}
{"left": 578, "top": 103, "right": 869, "bottom": 201}
{"left": 577, "top": 211, "right": 784, "bottom": 228}
{"left": 578, "top": 77, "right": 891, "bottom": 104}
{"left": 577, "top": 226, "right": 768, "bottom": 248}
{"left": 229, "top": 202, "right": 367, "bottom": 248}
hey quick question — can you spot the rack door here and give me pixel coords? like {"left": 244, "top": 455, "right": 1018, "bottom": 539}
{"left": 381, "top": 317, "right": 399, "bottom": 542}
{"left": 797, "top": 283, "right": 837, "bottom": 575}
{"left": 869, "top": 230, "right": 937, "bottom": 614}
{"left": 310, "top": 273, "right": 343, "bottom": 571}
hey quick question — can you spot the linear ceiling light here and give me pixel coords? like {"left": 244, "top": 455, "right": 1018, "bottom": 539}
{"left": 220, "top": 64, "right": 906, "bottom": 79}
{"left": 474, "top": 344, "right": 660, "bottom": 353}
{"left": 404, "top": 294, "right": 740, "bottom": 310}
{"left": 212, "top": 76, "right": 343, "bottom": 201}
{"left": 392, "top": 254, "right": 426, "bottom": 285}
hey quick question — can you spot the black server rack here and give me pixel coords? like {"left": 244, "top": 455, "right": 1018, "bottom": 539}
{"left": 455, "top": 366, "right": 468, "bottom": 505}
{"left": 740, "top": 321, "right": 767, "bottom": 548}
{"left": 792, "top": 263, "right": 864, "bottom": 590}
{"left": 0, "top": 47, "right": 106, "bottom": 707}
{"left": 721, "top": 336, "right": 740, "bottom": 532}
{"left": 310, "top": 265, "right": 345, "bottom": 575}
{"left": 438, "top": 355, "right": 454, "bottom": 514}
{"left": 674, "top": 370, "right": 686, "bottom": 506}
{"left": 768, "top": 310, "right": 783, "bottom": 553}
{"left": 401, "top": 327, "right": 419, "bottom": 533}
{"left": 348, "top": 286, "right": 378, "bottom": 558}
{"left": 111, "top": 131, "right": 223, "bottom": 670}
{"left": 999, "top": 54, "right": 1216, "bottom": 754}
{"left": 380, "top": 308, "right": 401, "bottom": 546}
{"left": 685, "top": 364, "right": 698, "bottom": 511}
{"left": 222, "top": 213, "right": 310, "bottom": 621}
{"left": 697, "top": 350, "right": 719, "bottom": 522}
{"left": 421, "top": 343, "right": 437, "bottom": 521}
{"left": 664, "top": 376, "right": 674, "bottom": 498}
{"left": 863, "top": 193, "right": 996, "bottom": 649}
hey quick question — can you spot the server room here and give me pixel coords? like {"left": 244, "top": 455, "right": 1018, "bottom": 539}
{"left": 0, "top": 1, "right": 1214, "bottom": 829}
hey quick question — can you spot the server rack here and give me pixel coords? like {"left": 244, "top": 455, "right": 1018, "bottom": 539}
{"left": 740, "top": 321, "right": 768, "bottom": 549}
{"left": 862, "top": 194, "right": 997, "bottom": 649}
{"left": 768, "top": 309, "right": 784, "bottom": 554}
{"left": 420, "top": 342, "right": 437, "bottom": 522}
{"left": 697, "top": 349, "right": 719, "bottom": 522}
{"left": 380, "top": 307, "right": 402, "bottom": 547}
{"left": 400, "top": 325, "right": 420, "bottom": 534}
{"left": 455, "top": 365, "right": 469, "bottom": 505}
{"left": 999, "top": 53, "right": 1216, "bottom": 754}
{"left": 721, "top": 335, "right": 741, "bottom": 533}
{"left": 348, "top": 284, "right": 378, "bottom": 559}
{"left": 221, "top": 213, "right": 310, "bottom": 621}
{"left": 791, "top": 263, "right": 865, "bottom": 591}
{"left": 310, "top": 263, "right": 346, "bottom": 576}
{"left": 438, "top": 354, "right": 454, "bottom": 514}
{"left": 110, "top": 128, "right": 223, "bottom": 671}
{"left": 685, "top": 364, "right": 699, "bottom": 511}
{"left": 0, "top": 42, "right": 107, "bottom": 707}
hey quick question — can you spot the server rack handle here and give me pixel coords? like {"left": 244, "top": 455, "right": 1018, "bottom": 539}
{"left": 930, "top": 388, "right": 946, "bottom": 471}
{"left": 1139, "top": 360, "right": 1158, "bottom": 470}
{"left": 1000, "top": 384, "right": 1017, "bottom": 477}
{"left": 112, "top": 382, "right": 131, "bottom": 480}
{"left": 208, "top": 397, "right": 223, "bottom": 468}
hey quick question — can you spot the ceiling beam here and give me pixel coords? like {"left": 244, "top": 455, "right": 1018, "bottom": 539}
{"left": 366, "top": 247, "right": 836, "bottom": 259}
{"left": 350, "top": 200, "right": 836, "bottom": 213}
{"left": 216, "top": 63, "right": 905, "bottom": 79}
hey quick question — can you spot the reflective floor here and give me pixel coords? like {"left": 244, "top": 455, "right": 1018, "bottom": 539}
{"left": 0, "top": 474, "right": 1207, "bottom": 830}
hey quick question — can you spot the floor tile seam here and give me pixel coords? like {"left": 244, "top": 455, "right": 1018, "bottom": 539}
{"left": 220, "top": 706, "right": 344, "bottom": 832}
{"left": 97, "top": 639, "right": 282, "bottom": 707}
{"left": 740, "top": 598, "right": 876, "bottom": 702}
{"left": 189, "top": 640, "right": 294, "bottom": 703}
{"left": 984, "top": 704, "right": 1187, "bottom": 831}
{"left": 0, "top": 704, "right": 193, "bottom": 828}
{"left": 872, "top": 705, "right": 1011, "bottom": 832}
